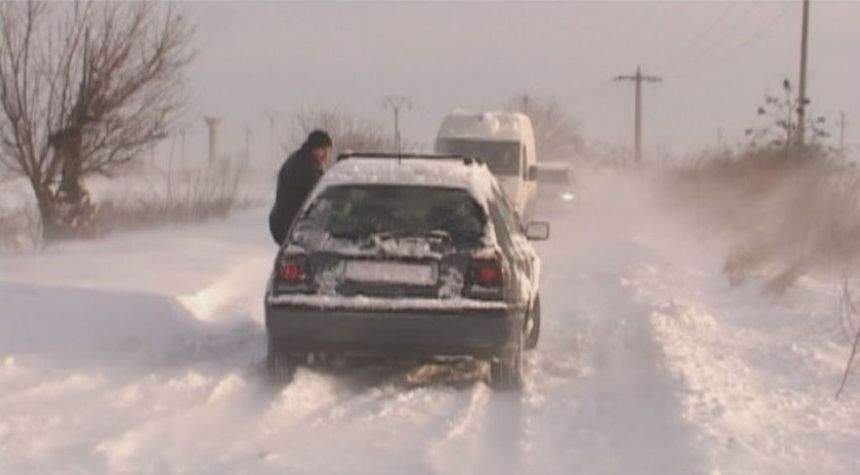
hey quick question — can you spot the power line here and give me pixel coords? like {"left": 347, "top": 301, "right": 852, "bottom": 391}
{"left": 659, "top": 2, "right": 761, "bottom": 76}
{"left": 646, "top": 2, "right": 737, "bottom": 71}
{"left": 665, "top": 3, "right": 793, "bottom": 80}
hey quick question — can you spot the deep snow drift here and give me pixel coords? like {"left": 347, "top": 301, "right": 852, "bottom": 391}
{"left": 1, "top": 170, "right": 858, "bottom": 474}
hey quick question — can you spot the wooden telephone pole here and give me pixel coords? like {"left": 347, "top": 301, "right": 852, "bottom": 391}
{"left": 796, "top": 0, "right": 811, "bottom": 146}
{"left": 615, "top": 66, "right": 661, "bottom": 163}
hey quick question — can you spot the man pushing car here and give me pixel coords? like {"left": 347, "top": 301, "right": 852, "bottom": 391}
{"left": 269, "top": 130, "right": 333, "bottom": 245}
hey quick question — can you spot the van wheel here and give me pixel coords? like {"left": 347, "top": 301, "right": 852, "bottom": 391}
{"left": 266, "top": 337, "right": 298, "bottom": 384}
{"left": 525, "top": 295, "right": 541, "bottom": 350}
{"left": 489, "top": 331, "right": 523, "bottom": 390}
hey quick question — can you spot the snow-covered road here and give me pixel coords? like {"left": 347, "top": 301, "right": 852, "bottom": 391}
{"left": 1, "top": 171, "right": 858, "bottom": 474}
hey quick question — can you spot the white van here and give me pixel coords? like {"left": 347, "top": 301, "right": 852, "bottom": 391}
{"left": 435, "top": 110, "right": 537, "bottom": 218}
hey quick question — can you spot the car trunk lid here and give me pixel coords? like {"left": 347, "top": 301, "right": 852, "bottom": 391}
{"left": 310, "top": 234, "right": 473, "bottom": 299}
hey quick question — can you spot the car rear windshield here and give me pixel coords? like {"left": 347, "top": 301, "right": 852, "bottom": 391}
{"left": 436, "top": 138, "right": 520, "bottom": 176}
{"left": 293, "top": 185, "right": 486, "bottom": 244}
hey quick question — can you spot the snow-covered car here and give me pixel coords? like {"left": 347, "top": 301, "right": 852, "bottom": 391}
{"left": 264, "top": 152, "right": 549, "bottom": 389}
{"left": 534, "top": 161, "right": 579, "bottom": 214}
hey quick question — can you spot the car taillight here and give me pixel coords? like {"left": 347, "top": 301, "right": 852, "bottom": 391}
{"left": 464, "top": 249, "right": 505, "bottom": 300}
{"left": 278, "top": 255, "right": 309, "bottom": 284}
{"left": 469, "top": 259, "right": 502, "bottom": 287}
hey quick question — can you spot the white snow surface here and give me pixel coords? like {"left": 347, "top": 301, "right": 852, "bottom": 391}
{"left": 1, "top": 170, "right": 859, "bottom": 474}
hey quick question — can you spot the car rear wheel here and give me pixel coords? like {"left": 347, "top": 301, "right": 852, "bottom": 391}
{"left": 266, "top": 337, "right": 298, "bottom": 384}
{"left": 525, "top": 294, "right": 541, "bottom": 350}
{"left": 489, "top": 330, "right": 523, "bottom": 390}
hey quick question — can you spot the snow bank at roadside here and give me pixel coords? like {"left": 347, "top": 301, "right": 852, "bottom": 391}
{"left": 624, "top": 259, "right": 860, "bottom": 474}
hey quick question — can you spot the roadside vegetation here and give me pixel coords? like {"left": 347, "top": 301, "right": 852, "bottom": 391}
{"left": 0, "top": 157, "right": 255, "bottom": 251}
{"left": 505, "top": 93, "right": 584, "bottom": 162}
{"left": 285, "top": 106, "right": 415, "bottom": 155}
{"left": 664, "top": 79, "right": 860, "bottom": 394}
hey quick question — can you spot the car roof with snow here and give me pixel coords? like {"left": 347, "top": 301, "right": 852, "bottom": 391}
{"left": 308, "top": 153, "right": 498, "bottom": 207}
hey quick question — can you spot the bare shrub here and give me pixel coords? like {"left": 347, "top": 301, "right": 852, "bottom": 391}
{"left": 94, "top": 158, "right": 252, "bottom": 233}
{"left": 505, "top": 93, "right": 584, "bottom": 162}
{"left": 745, "top": 79, "right": 832, "bottom": 150}
{"left": 287, "top": 106, "right": 411, "bottom": 155}
{"left": 666, "top": 145, "right": 860, "bottom": 292}
{"left": 0, "top": 155, "right": 255, "bottom": 250}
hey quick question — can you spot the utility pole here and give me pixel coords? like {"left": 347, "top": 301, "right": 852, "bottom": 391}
{"left": 839, "top": 111, "right": 847, "bottom": 156}
{"left": 203, "top": 117, "right": 222, "bottom": 164}
{"left": 383, "top": 95, "right": 413, "bottom": 153}
{"left": 614, "top": 66, "right": 661, "bottom": 163}
{"left": 180, "top": 128, "right": 187, "bottom": 163}
{"left": 244, "top": 126, "right": 252, "bottom": 164}
{"left": 796, "top": 0, "right": 811, "bottom": 146}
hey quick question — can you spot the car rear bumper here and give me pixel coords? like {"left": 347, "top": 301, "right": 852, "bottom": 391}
{"left": 265, "top": 296, "right": 524, "bottom": 359}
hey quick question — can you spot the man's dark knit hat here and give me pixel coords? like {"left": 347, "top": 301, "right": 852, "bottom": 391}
{"left": 306, "top": 130, "right": 333, "bottom": 149}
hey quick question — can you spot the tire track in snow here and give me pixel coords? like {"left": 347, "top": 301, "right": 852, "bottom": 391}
{"left": 523, "top": 259, "right": 710, "bottom": 474}
{"left": 425, "top": 382, "right": 530, "bottom": 475}
{"left": 521, "top": 174, "right": 713, "bottom": 474}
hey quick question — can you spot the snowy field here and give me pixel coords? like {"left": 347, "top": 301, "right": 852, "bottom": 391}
{"left": 1, "top": 171, "right": 858, "bottom": 474}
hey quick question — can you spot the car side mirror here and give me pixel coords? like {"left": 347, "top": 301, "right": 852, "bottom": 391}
{"left": 528, "top": 165, "right": 538, "bottom": 181}
{"left": 525, "top": 221, "right": 550, "bottom": 240}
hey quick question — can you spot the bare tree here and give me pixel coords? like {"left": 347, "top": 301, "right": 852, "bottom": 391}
{"left": 287, "top": 106, "right": 414, "bottom": 156}
{"left": 0, "top": 1, "right": 193, "bottom": 240}
{"left": 745, "top": 78, "right": 832, "bottom": 156}
{"left": 506, "top": 93, "right": 584, "bottom": 162}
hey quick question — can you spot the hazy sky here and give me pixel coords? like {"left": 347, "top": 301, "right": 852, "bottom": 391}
{"left": 179, "top": 1, "right": 860, "bottom": 161}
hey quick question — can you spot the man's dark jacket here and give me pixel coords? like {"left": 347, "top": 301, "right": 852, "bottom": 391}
{"left": 269, "top": 146, "right": 324, "bottom": 245}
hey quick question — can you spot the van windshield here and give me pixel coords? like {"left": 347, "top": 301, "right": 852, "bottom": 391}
{"left": 436, "top": 139, "right": 521, "bottom": 176}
